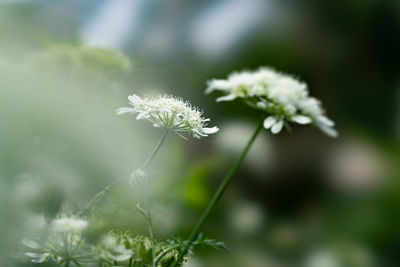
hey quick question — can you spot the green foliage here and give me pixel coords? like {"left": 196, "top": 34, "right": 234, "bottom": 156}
{"left": 28, "top": 45, "right": 132, "bottom": 74}
{"left": 26, "top": 45, "right": 133, "bottom": 89}
{"left": 168, "top": 233, "right": 229, "bottom": 260}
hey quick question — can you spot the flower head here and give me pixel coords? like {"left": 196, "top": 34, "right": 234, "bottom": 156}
{"left": 24, "top": 217, "right": 91, "bottom": 265}
{"left": 117, "top": 94, "right": 219, "bottom": 138}
{"left": 206, "top": 67, "right": 337, "bottom": 137}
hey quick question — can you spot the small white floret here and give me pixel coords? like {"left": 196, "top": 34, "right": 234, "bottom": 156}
{"left": 292, "top": 115, "right": 312, "bottom": 124}
{"left": 263, "top": 116, "right": 276, "bottom": 129}
{"left": 271, "top": 120, "right": 284, "bottom": 134}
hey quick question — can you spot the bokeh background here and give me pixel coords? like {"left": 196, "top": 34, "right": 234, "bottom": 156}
{"left": 1, "top": 0, "right": 400, "bottom": 266}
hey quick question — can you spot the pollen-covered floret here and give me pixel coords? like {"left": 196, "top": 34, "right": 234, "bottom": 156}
{"left": 117, "top": 94, "right": 219, "bottom": 139}
{"left": 206, "top": 67, "right": 337, "bottom": 137}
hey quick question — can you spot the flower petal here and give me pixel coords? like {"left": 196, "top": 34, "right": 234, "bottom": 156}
{"left": 128, "top": 94, "right": 142, "bottom": 105}
{"left": 112, "top": 254, "right": 133, "bottom": 262}
{"left": 256, "top": 101, "right": 267, "bottom": 109}
{"left": 318, "top": 124, "right": 338, "bottom": 138}
{"left": 205, "top": 80, "right": 231, "bottom": 94}
{"left": 317, "top": 116, "right": 335, "bottom": 127}
{"left": 136, "top": 113, "right": 146, "bottom": 120}
{"left": 202, "top": 126, "right": 219, "bottom": 134}
{"left": 271, "top": 120, "right": 284, "bottom": 134}
{"left": 31, "top": 253, "right": 50, "bottom": 263}
{"left": 263, "top": 116, "right": 276, "bottom": 129}
{"left": 116, "top": 107, "right": 134, "bottom": 115}
{"left": 292, "top": 115, "right": 312, "bottom": 124}
{"left": 216, "top": 94, "right": 236, "bottom": 102}
{"left": 22, "top": 239, "right": 41, "bottom": 249}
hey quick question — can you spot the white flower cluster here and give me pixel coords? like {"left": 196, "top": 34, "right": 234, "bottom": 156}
{"left": 52, "top": 216, "right": 88, "bottom": 233}
{"left": 25, "top": 216, "right": 90, "bottom": 264}
{"left": 117, "top": 94, "right": 219, "bottom": 138}
{"left": 206, "top": 67, "right": 337, "bottom": 137}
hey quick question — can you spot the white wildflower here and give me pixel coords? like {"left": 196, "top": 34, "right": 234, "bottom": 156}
{"left": 24, "top": 223, "right": 90, "bottom": 265}
{"left": 117, "top": 94, "right": 219, "bottom": 138}
{"left": 206, "top": 67, "right": 337, "bottom": 137}
{"left": 52, "top": 216, "right": 88, "bottom": 233}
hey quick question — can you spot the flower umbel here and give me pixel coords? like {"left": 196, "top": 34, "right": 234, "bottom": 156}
{"left": 117, "top": 94, "right": 219, "bottom": 139}
{"left": 24, "top": 216, "right": 92, "bottom": 265}
{"left": 206, "top": 67, "right": 337, "bottom": 137}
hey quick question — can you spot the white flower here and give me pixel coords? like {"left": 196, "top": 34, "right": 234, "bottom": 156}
{"left": 52, "top": 217, "right": 88, "bottom": 233}
{"left": 206, "top": 67, "right": 337, "bottom": 137}
{"left": 99, "top": 234, "right": 133, "bottom": 262}
{"left": 117, "top": 94, "right": 219, "bottom": 138}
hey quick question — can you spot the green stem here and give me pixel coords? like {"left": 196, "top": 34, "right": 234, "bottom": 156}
{"left": 142, "top": 129, "right": 169, "bottom": 170}
{"left": 173, "top": 114, "right": 266, "bottom": 266}
{"left": 153, "top": 244, "right": 180, "bottom": 265}
{"left": 145, "top": 196, "right": 156, "bottom": 267}
{"left": 140, "top": 130, "right": 168, "bottom": 267}
{"left": 78, "top": 180, "right": 121, "bottom": 216}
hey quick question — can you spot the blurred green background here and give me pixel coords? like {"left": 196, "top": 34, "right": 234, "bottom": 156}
{"left": 1, "top": 0, "right": 400, "bottom": 266}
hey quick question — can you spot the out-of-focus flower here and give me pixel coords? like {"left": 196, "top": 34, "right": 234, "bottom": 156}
{"left": 117, "top": 94, "right": 219, "bottom": 139}
{"left": 98, "top": 233, "right": 133, "bottom": 264}
{"left": 304, "top": 244, "right": 375, "bottom": 267}
{"left": 129, "top": 168, "right": 148, "bottom": 187}
{"left": 24, "top": 221, "right": 92, "bottom": 265}
{"left": 327, "top": 139, "right": 385, "bottom": 192}
{"left": 229, "top": 201, "right": 264, "bottom": 235}
{"left": 304, "top": 249, "right": 341, "bottom": 267}
{"left": 52, "top": 216, "right": 88, "bottom": 232}
{"left": 206, "top": 67, "right": 337, "bottom": 137}
{"left": 216, "top": 120, "right": 274, "bottom": 173}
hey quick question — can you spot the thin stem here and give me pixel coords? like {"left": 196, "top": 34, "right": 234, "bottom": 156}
{"left": 142, "top": 194, "right": 156, "bottom": 267}
{"left": 78, "top": 179, "right": 122, "bottom": 216}
{"left": 140, "top": 130, "right": 168, "bottom": 267}
{"left": 142, "top": 129, "right": 169, "bottom": 170}
{"left": 173, "top": 114, "right": 266, "bottom": 266}
{"left": 81, "top": 129, "right": 169, "bottom": 216}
